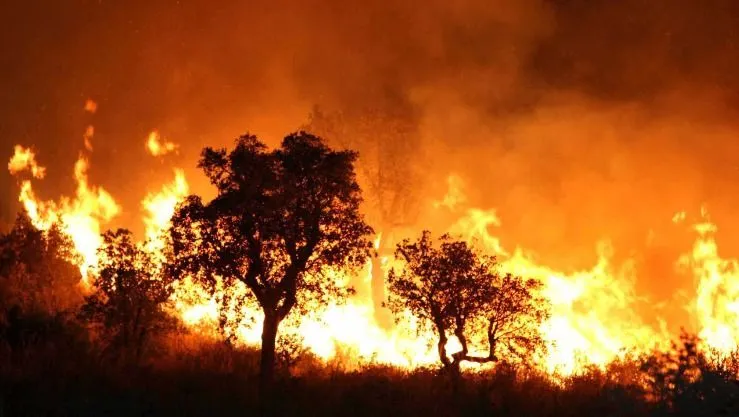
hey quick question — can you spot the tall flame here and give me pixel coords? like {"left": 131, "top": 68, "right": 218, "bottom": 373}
{"left": 676, "top": 207, "right": 739, "bottom": 354}
{"left": 8, "top": 145, "right": 46, "bottom": 179}
{"left": 142, "top": 169, "right": 189, "bottom": 248}
{"left": 9, "top": 146, "right": 120, "bottom": 282}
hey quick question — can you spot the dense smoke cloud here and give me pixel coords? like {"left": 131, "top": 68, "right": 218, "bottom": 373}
{"left": 3, "top": 0, "right": 739, "bottom": 312}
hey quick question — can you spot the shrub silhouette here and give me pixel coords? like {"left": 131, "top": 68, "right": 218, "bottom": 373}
{"left": 386, "top": 231, "right": 548, "bottom": 374}
{"left": 0, "top": 213, "right": 82, "bottom": 320}
{"left": 640, "top": 332, "right": 739, "bottom": 416}
{"left": 0, "top": 213, "right": 83, "bottom": 357}
{"left": 79, "top": 228, "right": 174, "bottom": 365}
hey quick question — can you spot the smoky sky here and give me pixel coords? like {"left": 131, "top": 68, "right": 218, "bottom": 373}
{"left": 3, "top": 0, "right": 739, "bottom": 291}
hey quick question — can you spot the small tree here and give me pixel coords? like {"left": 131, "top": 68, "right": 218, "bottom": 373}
{"left": 639, "top": 332, "right": 739, "bottom": 415}
{"left": 0, "top": 212, "right": 83, "bottom": 352}
{"left": 387, "top": 231, "right": 548, "bottom": 373}
{"left": 169, "top": 132, "right": 373, "bottom": 391}
{"left": 80, "top": 229, "right": 174, "bottom": 364}
{"left": 0, "top": 213, "right": 82, "bottom": 316}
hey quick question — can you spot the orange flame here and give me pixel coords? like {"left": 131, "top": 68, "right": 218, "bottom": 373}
{"left": 10, "top": 134, "right": 739, "bottom": 375}
{"left": 84, "top": 99, "right": 97, "bottom": 114}
{"left": 146, "top": 130, "right": 179, "bottom": 156}
{"left": 676, "top": 207, "right": 739, "bottom": 354}
{"left": 9, "top": 147, "right": 120, "bottom": 282}
{"left": 8, "top": 145, "right": 46, "bottom": 179}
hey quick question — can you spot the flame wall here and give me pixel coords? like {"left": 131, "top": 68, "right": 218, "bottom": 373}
{"left": 4, "top": 0, "right": 739, "bottom": 374}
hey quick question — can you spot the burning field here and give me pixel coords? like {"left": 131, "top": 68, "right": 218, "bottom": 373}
{"left": 4, "top": 1, "right": 739, "bottom": 415}
{"left": 6, "top": 102, "right": 739, "bottom": 377}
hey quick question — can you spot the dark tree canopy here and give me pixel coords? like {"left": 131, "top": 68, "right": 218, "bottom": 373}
{"left": 0, "top": 212, "right": 82, "bottom": 322}
{"left": 387, "top": 231, "right": 549, "bottom": 372}
{"left": 169, "top": 132, "right": 373, "bottom": 389}
{"left": 79, "top": 229, "right": 174, "bottom": 364}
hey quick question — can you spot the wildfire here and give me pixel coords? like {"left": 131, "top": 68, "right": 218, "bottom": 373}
{"left": 142, "top": 169, "right": 189, "bottom": 249}
{"left": 676, "top": 207, "right": 739, "bottom": 355}
{"left": 8, "top": 145, "right": 46, "bottom": 179}
{"left": 7, "top": 111, "right": 739, "bottom": 375}
{"left": 9, "top": 146, "right": 120, "bottom": 282}
{"left": 505, "top": 243, "right": 667, "bottom": 374}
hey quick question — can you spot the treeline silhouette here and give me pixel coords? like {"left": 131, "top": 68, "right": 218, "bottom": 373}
{"left": 1, "top": 132, "right": 739, "bottom": 416}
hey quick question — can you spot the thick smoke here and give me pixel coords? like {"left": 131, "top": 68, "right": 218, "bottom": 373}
{"left": 3, "top": 0, "right": 739, "bottom": 323}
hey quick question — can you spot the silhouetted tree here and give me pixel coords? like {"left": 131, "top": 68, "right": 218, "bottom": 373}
{"left": 168, "top": 132, "right": 373, "bottom": 391}
{"left": 0, "top": 213, "right": 82, "bottom": 352}
{"left": 0, "top": 213, "right": 82, "bottom": 316}
{"left": 640, "top": 332, "right": 739, "bottom": 416}
{"left": 387, "top": 231, "right": 548, "bottom": 374}
{"left": 79, "top": 229, "right": 174, "bottom": 364}
{"left": 303, "top": 107, "right": 423, "bottom": 328}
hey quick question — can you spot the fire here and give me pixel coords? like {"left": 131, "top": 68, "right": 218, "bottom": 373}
{"left": 8, "top": 145, "right": 46, "bottom": 179}
{"left": 8, "top": 111, "right": 739, "bottom": 375}
{"left": 297, "top": 301, "right": 439, "bottom": 366}
{"left": 142, "top": 169, "right": 189, "bottom": 249}
{"left": 9, "top": 146, "right": 120, "bottom": 282}
{"left": 677, "top": 207, "right": 739, "bottom": 355}
{"left": 84, "top": 99, "right": 98, "bottom": 114}
{"left": 506, "top": 244, "right": 667, "bottom": 374}
{"left": 443, "top": 204, "right": 669, "bottom": 374}
{"left": 146, "top": 130, "right": 179, "bottom": 156}
{"left": 84, "top": 126, "right": 95, "bottom": 151}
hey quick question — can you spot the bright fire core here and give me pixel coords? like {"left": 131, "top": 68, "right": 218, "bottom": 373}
{"left": 7, "top": 114, "right": 739, "bottom": 376}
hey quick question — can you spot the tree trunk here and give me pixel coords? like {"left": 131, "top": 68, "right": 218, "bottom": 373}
{"left": 436, "top": 330, "right": 462, "bottom": 397}
{"left": 259, "top": 311, "right": 280, "bottom": 398}
{"left": 436, "top": 323, "right": 451, "bottom": 370}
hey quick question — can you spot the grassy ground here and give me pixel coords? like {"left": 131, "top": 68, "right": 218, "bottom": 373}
{"left": 2, "top": 332, "right": 738, "bottom": 416}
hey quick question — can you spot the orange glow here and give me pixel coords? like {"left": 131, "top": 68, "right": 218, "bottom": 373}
{"left": 675, "top": 207, "right": 739, "bottom": 355}
{"left": 83, "top": 126, "right": 95, "bottom": 151}
{"left": 8, "top": 127, "right": 739, "bottom": 375}
{"left": 9, "top": 150, "right": 121, "bottom": 283}
{"left": 146, "top": 130, "right": 179, "bottom": 156}
{"left": 84, "top": 99, "right": 97, "bottom": 113}
{"left": 142, "top": 169, "right": 189, "bottom": 247}
{"left": 8, "top": 145, "right": 46, "bottom": 179}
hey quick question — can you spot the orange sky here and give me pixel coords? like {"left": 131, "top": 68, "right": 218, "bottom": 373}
{"left": 3, "top": 0, "right": 739, "bottom": 301}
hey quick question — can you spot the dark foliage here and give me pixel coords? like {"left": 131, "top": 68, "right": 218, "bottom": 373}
{"left": 387, "top": 231, "right": 549, "bottom": 372}
{"left": 0, "top": 213, "right": 82, "bottom": 320}
{"left": 0, "top": 213, "right": 83, "bottom": 356}
{"left": 640, "top": 332, "right": 739, "bottom": 416}
{"left": 79, "top": 229, "right": 175, "bottom": 365}
{"left": 0, "top": 216, "right": 738, "bottom": 416}
{"left": 6, "top": 349, "right": 728, "bottom": 417}
{"left": 168, "top": 132, "right": 373, "bottom": 390}
{"left": 2, "top": 140, "right": 739, "bottom": 416}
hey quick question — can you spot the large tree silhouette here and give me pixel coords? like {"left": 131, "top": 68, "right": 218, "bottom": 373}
{"left": 169, "top": 132, "right": 373, "bottom": 390}
{"left": 387, "top": 231, "right": 548, "bottom": 373}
